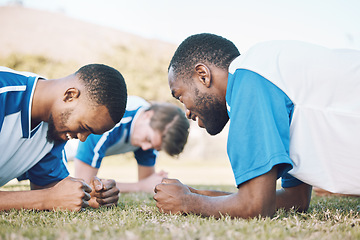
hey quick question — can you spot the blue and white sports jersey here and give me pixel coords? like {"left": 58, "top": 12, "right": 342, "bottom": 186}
{"left": 227, "top": 41, "right": 360, "bottom": 195}
{"left": 0, "top": 67, "right": 69, "bottom": 187}
{"left": 226, "top": 69, "right": 294, "bottom": 188}
{"left": 75, "top": 96, "right": 157, "bottom": 168}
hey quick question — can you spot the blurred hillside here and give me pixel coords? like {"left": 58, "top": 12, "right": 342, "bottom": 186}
{"left": 0, "top": 5, "right": 175, "bottom": 101}
{"left": 0, "top": 5, "right": 229, "bottom": 162}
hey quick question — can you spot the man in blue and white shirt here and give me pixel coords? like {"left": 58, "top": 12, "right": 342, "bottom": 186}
{"left": 154, "top": 33, "right": 360, "bottom": 219}
{"left": 0, "top": 64, "right": 127, "bottom": 211}
{"left": 69, "top": 96, "right": 190, "bottom": 193}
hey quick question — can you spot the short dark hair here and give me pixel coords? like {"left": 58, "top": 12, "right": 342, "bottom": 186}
{"left": 169, "top": 33, "right": 240, "bottom": 78}
{"left": 147, "top": 103, "right": 189, "bottom": 156}
{"left": 76, "top": 64, "right": 127, "bottom": 123}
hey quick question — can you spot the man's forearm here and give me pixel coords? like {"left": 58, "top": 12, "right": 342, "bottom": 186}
{"left": 182, "top": 191, "right": 275, "bottom": 219}
{"left": 189, "top": 187, "right": 232, "bottom": 197}
{"left": 31, "top": 181, "right": 58, "bottom": 190}
{"left": 1, "top": 177, "right": 92, "bottom": 211}
{"left": 154, "top": 167, "right": 279, "bottom": 219}
{"left": 0, "top": 189, "right": 51, "bottom": 211}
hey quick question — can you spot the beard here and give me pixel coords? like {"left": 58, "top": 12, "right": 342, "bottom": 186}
{"left": 46, "top": 109, "right": 73, "bottom": 144}
{"left": 195, "top": 89, "right": 229, "bottom": 135}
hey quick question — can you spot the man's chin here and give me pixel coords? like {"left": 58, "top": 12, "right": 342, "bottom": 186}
{"left": 204, "top": 125, "right": 225, "bottom": 136}
{"left": 203, "top": 118, "right": 228, "bottom": 136}
{"left": 206, "top": 128, "right": 222, "bottom": 136}
{"left": 46, "top": 134, "right": 66, "bottom": 144}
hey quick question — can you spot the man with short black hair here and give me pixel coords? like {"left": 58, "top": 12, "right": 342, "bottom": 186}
{"left": 154, "top": 33, "right": 360, "bottom": 218}
{"left": 0, "top": 64, "right": 127, "bottom": 211}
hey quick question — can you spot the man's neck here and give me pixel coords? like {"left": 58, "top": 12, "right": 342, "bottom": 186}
{"left": 30, "top": 79, "right": 55, "bottom": 129}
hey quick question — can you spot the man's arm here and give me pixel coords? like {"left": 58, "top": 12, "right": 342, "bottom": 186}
{"left": 138, "top": 165, "right": 155, "bottom": 180}
{"left": 154, "top": 166, "right": 312, "bottom": 219}
{"left": 276, "top": 183, "right": 312, "bottom": 211}
{"left": 154, "top": 166, "right": 278, "bottom": 218}
{"left": 0, "top": 177, "right": 91, "bottom": 211}
{"left": 74, "top": 158, "right": 99, "bottom": 183}
{"left": 187, "top": 187, "right": 233, "bottom": 197}
{"left": 116, "top": 165, "right": 168, "bottom": 193}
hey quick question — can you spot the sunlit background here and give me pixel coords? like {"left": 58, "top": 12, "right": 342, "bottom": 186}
{"left": 3, "top": 0, "right": 360, "bottom": 50}
{"left": 1, "top": 0, "right": 359, "bottom": 185}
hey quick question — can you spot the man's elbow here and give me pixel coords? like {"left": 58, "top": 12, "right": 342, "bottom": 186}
{"left": 230, "top": 199, "right": 276, "bottom": 219}
{"left": 296, "top": 194, "right": 311, "bottom": 212}
{"left": 276, "top": 184, "right": 312, "bottom": 212}
{"left": 250, "top": 202, "right": 276, "bottom": 218}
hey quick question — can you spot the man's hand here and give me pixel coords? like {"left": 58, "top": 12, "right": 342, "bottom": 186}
{"left": 139, "top": 170, "right": 168, "bottom": 193}
{"left": 48, "top": 177, "right": 92, "bottom": 211}
{"left": 153, "top": 178, "right": 191, "bottom": 214}
{"left": 89, "top": 177, "right": 120, "bottom": 208}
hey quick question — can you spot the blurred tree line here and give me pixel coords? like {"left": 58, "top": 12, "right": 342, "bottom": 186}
{"left": 0, "top": 42, "right": 177, "bottom": 104}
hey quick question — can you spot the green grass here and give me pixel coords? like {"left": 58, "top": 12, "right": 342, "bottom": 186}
{"left": 0, "top": 184, "right": 359, "bottom": 240}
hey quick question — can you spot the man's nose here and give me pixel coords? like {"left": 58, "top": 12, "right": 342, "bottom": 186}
{"left": 77, "top": 132, "right": 91, "bottom": 142}
{"left": 185, "top": 109, "right": 196, "bottom": 121}
{"left": 185, "top": 109, "right": 192, "bottom": 119}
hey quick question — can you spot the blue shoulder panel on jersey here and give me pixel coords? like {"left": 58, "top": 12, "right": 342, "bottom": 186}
{"left": 76, "top": 133, "right": 107, "bottom": 168}
{"left": 75, "top": 108, "right": 137, "bottom": 168}
{"left": 0, "top": 71, "right": 27, "bottom": 131}
{"left": 0, "top": 71, "right": 37, "bottom": 138}
{"left": 226, "top": 69, "right": 294, "bottom": 187}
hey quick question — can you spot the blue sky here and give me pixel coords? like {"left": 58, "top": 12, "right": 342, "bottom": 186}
{"left": 1, "top": 0, "right": 360, "bottom": 51}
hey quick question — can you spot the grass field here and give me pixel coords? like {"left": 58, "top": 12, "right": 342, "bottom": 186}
{"left": 1, "top": 156, "right": 360, "bottom": 239}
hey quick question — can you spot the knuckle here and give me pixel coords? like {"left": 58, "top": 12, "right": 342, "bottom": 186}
{"left": 97, "top": 191, "right": 103, "bottom": 197}
{"left": 96, "top": 198, "right": 105, "bottom": 204}
{"left": 76, "top": 199, "right": 83, "bottom": 207}
{"left": 154, "top": 185, "right": 161, "bottom": 192}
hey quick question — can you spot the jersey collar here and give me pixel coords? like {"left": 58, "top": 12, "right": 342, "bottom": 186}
{"left": 21, "top": 76, "right": 40, "bottom": 138}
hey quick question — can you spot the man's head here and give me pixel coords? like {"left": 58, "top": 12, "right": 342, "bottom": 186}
{"left": 47, "top": 64, "right": 127, "bottom": 143}
{"left": 75, "top": 64, "right": 127, "bottom": 124}
{"left": 131, "top": 102, "right": 190, "bottom": 156}
{"left": 168, "top": 33, "right": 240, "bottom": 135}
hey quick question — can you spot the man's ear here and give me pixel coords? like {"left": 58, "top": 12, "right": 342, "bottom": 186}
{"left": 143, "top": 109, "right": 155, "bottom": 120}
{"left": 63, "top": 88, "right": 80, "bottom": 102}
{"left": 194, "top": 63, "right": 211, "bottom": 88}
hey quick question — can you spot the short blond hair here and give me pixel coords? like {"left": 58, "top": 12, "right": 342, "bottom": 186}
{"left": 147, "top": 103, "right": 189, "bottom": 156}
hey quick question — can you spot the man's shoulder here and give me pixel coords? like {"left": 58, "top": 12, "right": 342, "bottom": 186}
{"left": 126, "top": 96, "right": 150, "bottom": 111}
{"left": 0, "top": 68, "right": 47, "bottom": 139}
{"left": 122, "top": 96, "right": 150, "bottom": 122}
{"left": 0, "top": 66, "right": 41, "bottom": 80}
{"left": 0, "top": 68, "right": 29, "bottom": 131}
